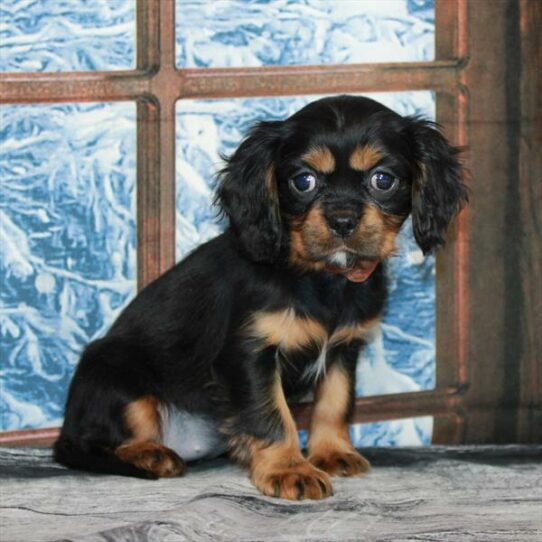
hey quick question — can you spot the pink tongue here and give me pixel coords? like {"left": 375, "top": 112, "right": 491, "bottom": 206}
{"left": 343, "top": 261, "right": 379, "bottom": 283}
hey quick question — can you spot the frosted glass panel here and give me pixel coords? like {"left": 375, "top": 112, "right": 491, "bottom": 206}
{"left": 176, "top": 0, "right": 435, "bottom": 68}
{"left": 176, "top": 91, "right": 436, "bottom": 446}
{"left": 0, "top": 103, "right": 136, "bottom": 431}
{"left": 0, "top": 0, "right": 135, "bottom": 72}
{"left": 299, "top": 417, "right": 433, "bottom": 448}
{"left": 353, "top": 416, "right": 433, "bottom": 447}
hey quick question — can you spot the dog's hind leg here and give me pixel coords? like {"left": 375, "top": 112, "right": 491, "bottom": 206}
{"left": 114, "top": 396, "right": 185, "bottom": 478}
{"left": 55, "top": 337, "right": 185, "bottom": 478}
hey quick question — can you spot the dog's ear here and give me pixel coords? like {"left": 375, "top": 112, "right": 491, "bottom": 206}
{"left": 408, "top": 119, "right": 468, "bottom": 254}
{"left": 216, "top": 120, "right": 284, "bottom": 263}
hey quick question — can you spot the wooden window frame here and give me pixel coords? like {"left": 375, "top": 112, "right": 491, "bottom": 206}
{"left": 1, "top": 0, "right": 540, "bottom": 446}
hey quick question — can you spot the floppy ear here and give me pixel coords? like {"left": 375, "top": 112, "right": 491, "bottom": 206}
{"left": 409, "top": 119, "right": 468, "bottom": 254}
{"left": 215, "top": 120, "right": 284, "bottom": 263}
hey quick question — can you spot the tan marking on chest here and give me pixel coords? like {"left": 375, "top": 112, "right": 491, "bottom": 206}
{"left": 330, "top": 317, "right": 381, "bottom": 345}
{"left": 248, "top": 309, "right": 327, "bottom": 351}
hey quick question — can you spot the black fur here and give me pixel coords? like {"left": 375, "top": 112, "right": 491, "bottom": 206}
{"left": 55, "top": 95, "right": 467, "bottom": 479}
{"left": 408, "top": 118, "right": 468, "bottom": 253}
{"left": 216, "top": 121, "right": 285, "bottom": 262}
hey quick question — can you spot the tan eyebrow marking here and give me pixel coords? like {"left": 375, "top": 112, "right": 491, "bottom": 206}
{"left": 349, "top": 145, "right": 383, "bottom": 171}
{"left": 301, "top": 146, "right": 336, "bottom": 174}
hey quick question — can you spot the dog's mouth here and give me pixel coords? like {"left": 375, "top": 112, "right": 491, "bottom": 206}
{"left": 324, "top": 251, "right": 379, "bottom": 283}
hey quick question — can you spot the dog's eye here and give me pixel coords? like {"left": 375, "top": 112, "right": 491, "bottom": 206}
{"left": 370, "top": 171, "right": 398, "bottom": 192}
{"left": 290, "top": 173, "right": 317, "bottom": 193}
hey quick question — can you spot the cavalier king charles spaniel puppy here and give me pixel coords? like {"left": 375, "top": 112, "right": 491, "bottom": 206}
{"left": 55, "top": 95, "right": 467, "bottom": 500}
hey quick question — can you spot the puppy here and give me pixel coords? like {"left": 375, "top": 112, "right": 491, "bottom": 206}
{"left": 54, "top": 95, "right": 467, "bottom": 500}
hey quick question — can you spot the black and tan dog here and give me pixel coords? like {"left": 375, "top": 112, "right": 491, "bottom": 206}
{"left": 54, "top": 95, "right": 467, "bottom": 500}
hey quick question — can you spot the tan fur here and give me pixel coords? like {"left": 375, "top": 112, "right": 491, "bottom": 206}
{"left": 115, "top": 442, "right": 185, "bottom": 477}
{"left": 288, "top": 201, "right": 406, "bottom": 272}
{"left": 360, "top": 204, "right": 404, "bottom": 234}
{"left": 248, "top": 308, "right": 327, "bottom": 352}
{"left": 247, "top": 374, "right": 333, "bottom": 499}
{"left": 349, "top": 145, "right": 382, "bottom": 171}
{"left": 228, "top": 434, "right": 263, "bottom": 467}
{"left": 251, "top": 445, "right": 332, "bottom": 499}
{"left": 301, "top": 146, "right": 336, "bottom": 174}
{"left": 380, "top": 212, "right": 405, "bottom": 258}
{"left": 309, "top": 365, "right": 351, "bottom": 447}
{"left": 301, "top": 204, "right": 334, "bottom": 248}
{"left": 330, "top": 317, "right": 380, "bottom": 345}
{"left": 123, "top": 396, "right": 161, "bottom": 443}
{"left": 289, "top": 226, "right": 315, "bottom": 271}
{"left": 360, "top": 205, "right": 385, "bottom": 229}
{"left": 228, "top": 374, "right": 299, "bottom": 466}
{"left": 381, "top": 212, "right": 406, "bottom": 230}
{"left": 115, "top": 396, "right": 186, "bottom": 477}
{"left": 348, "top": 205, "right": 404, "bottom": 260}
{"left": 289, "top": 204, "right": 333, "bottom": 272}
{"left": 308, "top": 365, "right": 370, "bottom": 477}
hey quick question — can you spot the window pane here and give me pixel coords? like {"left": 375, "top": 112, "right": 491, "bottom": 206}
{"left": 0, "top": 0, "right": 135, "bottom": 72}
{"left": 351, "top": 416, "right": 434, "bottom": 447}
{"left": 299, "top": 416, "right": 433, "bottom": 448}
{"left": 176, "top": 0, "right": 435, "bottom": 68}
{"left": 0, "top": 102, "right": 136, "bottom": 431}
{"left": 176, "top": 92, "right": 436, "bottom": 442}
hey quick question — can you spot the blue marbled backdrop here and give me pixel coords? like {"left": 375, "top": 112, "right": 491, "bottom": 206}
{"left": 0, "top": 102, "right": 137, "bottom": 430}
{"left": 0, "top": 0, "right": 135, "bottom": 72}
{"left": 176, "top": 0, "right": 435, "bottom": 67}
{"left": 1, "top": 0, "right": 435, "bottom": 446}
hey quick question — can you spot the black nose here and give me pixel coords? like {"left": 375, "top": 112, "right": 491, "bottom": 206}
{"left": 327, "top": 212, "right": 358, "bottom": 238}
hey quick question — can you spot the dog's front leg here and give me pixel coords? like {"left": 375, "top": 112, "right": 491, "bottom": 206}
{"left": 225, "top": 347, "right": 332, "bottom": 500}
{"left": 308, "top": 345, "right": 370, "bottom": 476}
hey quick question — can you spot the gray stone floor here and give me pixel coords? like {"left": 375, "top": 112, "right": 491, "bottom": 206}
{"left": 1, "top": 446, "right": 541, "bottom": 542}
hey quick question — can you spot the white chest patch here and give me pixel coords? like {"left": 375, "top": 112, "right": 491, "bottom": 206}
{"left": 301, "top": 339, "right": 329, "bottom": 382}
{"left": 161, "top": 408, "right": 228, "bottom": 462}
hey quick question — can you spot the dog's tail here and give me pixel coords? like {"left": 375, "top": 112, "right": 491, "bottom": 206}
{"left": 53, "top": 436, "right": 157, "bottom": 480}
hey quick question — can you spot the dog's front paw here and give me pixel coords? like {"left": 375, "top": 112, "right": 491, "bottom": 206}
{"left": 309, "top": 447, "right": 370, "bottom": 477}
{"left": 252, "top": 458, "right": 333, "bottom": 500}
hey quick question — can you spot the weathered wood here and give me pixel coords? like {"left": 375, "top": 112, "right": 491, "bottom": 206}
{"left": 516, "top": 0, "right": 542, "bottom": 443}
{"left": 1, "top": 446, "right": 541, "bottom": 541}
{"left": 459, "top": 0, "right": 542, "bottom": 443}
{"left": 433, "top": 0, "right": 469, "bottom": 444}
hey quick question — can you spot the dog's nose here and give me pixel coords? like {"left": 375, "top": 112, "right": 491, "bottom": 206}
{"left": 327, "top": 212, "right": 358, "bottom": 238}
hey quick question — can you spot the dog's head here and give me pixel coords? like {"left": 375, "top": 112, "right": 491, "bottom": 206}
{"left": 216, "top": 95, "right": 467, "bottom": 280}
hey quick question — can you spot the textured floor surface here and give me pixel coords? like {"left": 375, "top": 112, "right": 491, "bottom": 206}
{"left": 1, "top": 446, "right": 541, "bottom": 542}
